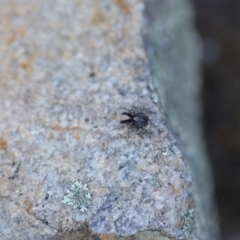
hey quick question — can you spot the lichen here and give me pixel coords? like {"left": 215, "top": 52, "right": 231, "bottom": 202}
{"left": 182, "top": 209, "right": 195, "bottom": 238}
{"left": 149, "top": 174, "right": 161, "bottom": 187}
{"left": 148, "top": 230, "right": 162, "bottom": 236}
{"left": 161, "top": 147, "right": 171, "bottom": 156}
{"left": 62, "top": 181, "right": 92, "bottom": 212}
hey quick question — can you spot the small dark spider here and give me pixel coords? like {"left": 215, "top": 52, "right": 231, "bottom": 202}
{"left": 120, "top": 107, "right": 155, "bottom": 131}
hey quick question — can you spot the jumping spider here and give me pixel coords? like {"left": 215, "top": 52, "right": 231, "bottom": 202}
{"left": 120, "top": 107, "right": 156, "bottom": 131}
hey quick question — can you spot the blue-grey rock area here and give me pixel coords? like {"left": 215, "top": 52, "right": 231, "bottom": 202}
{"left": 143, "top": 1, "right": 220, "bottom": 240}
{"left": 0, "top": 0, "right": 199, "bottom": 239}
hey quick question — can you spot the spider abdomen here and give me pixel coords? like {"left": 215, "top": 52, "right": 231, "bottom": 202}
{"left": 133, "top": 114, "right": 149, "bottom": 128}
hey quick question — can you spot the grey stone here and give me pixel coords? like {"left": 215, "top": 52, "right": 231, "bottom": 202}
{"left": 0, "top": 197, "right": 56, "bottom": 240}
{"left": 0, "top": 0, "right": 217, "bottom": 239}
{"left": 143, "top": 0, "right": 221, "bottom": 239}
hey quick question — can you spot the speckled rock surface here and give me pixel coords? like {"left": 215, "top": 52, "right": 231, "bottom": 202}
{"left": 0, "top": 0, "right": 194, "bottom": 239}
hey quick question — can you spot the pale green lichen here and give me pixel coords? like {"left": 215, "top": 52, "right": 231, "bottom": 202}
{"left": 148, "top": 230, "right": 162, "bottom": 236}
{"left": 182, "top": 209, "right": 195, "bottom": 238}
{"left": 62, "top": 181, "right": 92, "bottom": 212}
{"left": 161, "top": 147, "right": 171, "bottom": 156}
{"left": 146, "top": 230, "right": 171, "bottom": 239}
{"left": 149, "top": 174, "right": 161, "bottom": 187}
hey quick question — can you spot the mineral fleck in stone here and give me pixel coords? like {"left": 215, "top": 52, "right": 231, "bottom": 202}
{"left": 62, "top": 181, "right": 92, "bottom": 212}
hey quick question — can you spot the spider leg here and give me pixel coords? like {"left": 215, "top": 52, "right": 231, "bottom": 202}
{"left": 137, "top": 127, "right": 144, "bottom": 132}
{"left": 134, "top": 126, "right": 140, "bottom": 132}
{"left": 120, "top": 119, "right": 133, "bottom": 124}
{"left": 136, "top": 127, "right": 144, "bottom": 138}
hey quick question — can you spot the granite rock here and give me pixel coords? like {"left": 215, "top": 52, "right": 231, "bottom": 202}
{"left": 143, "top": 0, "right": 220, "bottom": 239}
{"left": 0, "top": 0, "right": 197, "bottom": 239}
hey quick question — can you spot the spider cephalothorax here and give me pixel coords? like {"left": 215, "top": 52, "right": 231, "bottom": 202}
{"left": 120, "top": 107, "right": 155, "bottom": 131}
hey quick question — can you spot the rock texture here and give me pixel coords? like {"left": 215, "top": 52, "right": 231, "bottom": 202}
{"left": 143, "top": 0, "right": 220, "bottom": 239}
{"left": 0, "top": 0, "right": 211, "bottom": 239}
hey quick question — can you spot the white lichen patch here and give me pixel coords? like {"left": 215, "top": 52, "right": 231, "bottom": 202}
{"left": 62, "top": 181, "right": 92, "bottom": 212}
